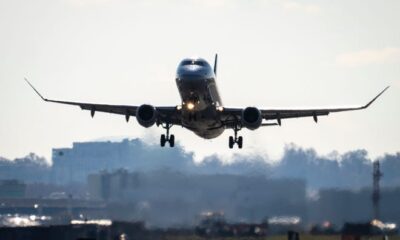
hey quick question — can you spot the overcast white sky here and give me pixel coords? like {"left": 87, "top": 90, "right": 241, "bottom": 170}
{"left": 0, "top": 0, "right": 399, "bottom": 162}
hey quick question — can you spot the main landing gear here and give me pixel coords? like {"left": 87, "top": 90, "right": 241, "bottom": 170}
{"left": 160, "top": 123, "right": 175, "bottom": 147}
{"left": 229, "top": 124, "right": 243, "bottom": 149}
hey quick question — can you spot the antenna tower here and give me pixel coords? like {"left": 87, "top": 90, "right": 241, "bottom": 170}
{"left": 372, "top": 160, "right": 383, "bottom": 220}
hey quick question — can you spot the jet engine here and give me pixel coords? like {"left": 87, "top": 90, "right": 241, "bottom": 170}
{"left": 136, "top": 104, "right": 157, "bottom": 128}
{"left": 241, "top": 107, "right": 262, "bottom": 130}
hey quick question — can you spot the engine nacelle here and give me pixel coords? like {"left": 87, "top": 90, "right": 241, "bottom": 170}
{"left": 136, "top": 104, "right": 157, "bottom": 128}
{"left": 241, "top": 107, "right": 262, "bottom": 130}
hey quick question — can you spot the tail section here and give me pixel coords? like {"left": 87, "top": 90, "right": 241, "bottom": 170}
{"left": 213, "top": 53, "right": 218, "bottom": 76}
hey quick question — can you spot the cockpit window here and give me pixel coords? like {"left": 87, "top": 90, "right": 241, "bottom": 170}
{"left": 181, "top": 60, "right": 207, "bottom": 66}
{"left": 195, "top": 61, "right": 206, "bottom": 66}
{"left": 181, "top": 60, "right": 193, "bottom": 65}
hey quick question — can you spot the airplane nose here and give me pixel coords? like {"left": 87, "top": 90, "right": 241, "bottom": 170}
{"left": 176, "top": 67, "right": 207, "bottom": 91}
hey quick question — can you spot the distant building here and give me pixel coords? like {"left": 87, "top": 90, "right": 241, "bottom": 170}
{"left": 52, "top": 139, "right": 142, "bottom": 184}
{"left": 87, "top": 173, "right": 105, "bottom": 200}
{"left": 51, "top": 138, "right": 189, "bottom": 185}
{"left": 0, "top": 180, "right": 26, "bottom": 198}
{"left": 88, "top": 169, "right": 138, "bottom": 201}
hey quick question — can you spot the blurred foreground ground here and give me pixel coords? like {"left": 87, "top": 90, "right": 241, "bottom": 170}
{"left": 160, "top": 236, "right": 399, "bottom": 240}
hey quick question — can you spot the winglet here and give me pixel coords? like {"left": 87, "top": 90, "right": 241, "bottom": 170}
{"left": 363, "top": 86, "right": 390, "bottom": 109}
{"left": 213, "top": 53, "right": 218, "bottom": 76}
{"left": 24, "top": 78, "right": 48, "bottom": 101}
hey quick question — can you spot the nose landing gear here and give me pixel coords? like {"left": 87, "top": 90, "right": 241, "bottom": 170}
{"left": 160, "top": 123, "right": 175, "bottom": 147}
{"left": 229, "top": 124, "right": 243, "bottom": 149}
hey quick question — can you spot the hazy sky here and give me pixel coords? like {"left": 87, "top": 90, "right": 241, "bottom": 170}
{"left": 0, "top": 0, "right": 399, "bottom": 162}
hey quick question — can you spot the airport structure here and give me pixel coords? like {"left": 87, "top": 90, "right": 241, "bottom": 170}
{"left": 372, "top": 160, "right": 383, "bottom": 220}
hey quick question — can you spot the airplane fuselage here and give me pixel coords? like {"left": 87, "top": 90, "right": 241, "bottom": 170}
{"left": 175, "top": 58, "right": 224, "bottom": 139}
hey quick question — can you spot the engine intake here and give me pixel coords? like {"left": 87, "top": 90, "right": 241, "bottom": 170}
{"left": 241, "top": 107, "right": 262, "bottom": 130}
{"left": 136, "top": 104, "right": 157, "bottom": 128}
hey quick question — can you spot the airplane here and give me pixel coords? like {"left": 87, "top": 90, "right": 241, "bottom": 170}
{"left": 25, "top": 54, "right": 389, "bottom": 149}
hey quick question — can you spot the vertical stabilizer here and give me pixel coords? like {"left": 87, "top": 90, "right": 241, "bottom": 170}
{"left": 213, "top": 53, "right": 218, "bottom": 76}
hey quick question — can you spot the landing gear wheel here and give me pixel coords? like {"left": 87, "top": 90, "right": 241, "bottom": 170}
{"left": 160, "top": 134, "right": 166, "bottom": 147}
{"left": 229, "top": 136, "right": 234, "bottom": 149}
{"left": 169, "top": 134, "right": 175, "bottom": 147}
{"left": 228, "top": 123, "right": 243, "bottom": 149}
{"left": 161, "top": 123, "right": 175, "bottom": 148}
{"left": 238, "top": 136, "right": 243, "bottom": 149}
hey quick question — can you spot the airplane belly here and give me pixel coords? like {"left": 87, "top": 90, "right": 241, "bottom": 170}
{"left": 181, "top": 107, "right": 224, "bottom": 139}
{"left": 185, "top": 121, "right": 224, "bottom": 139}
{"left": 193, "top": 127, "right": 224, "bottom": 139}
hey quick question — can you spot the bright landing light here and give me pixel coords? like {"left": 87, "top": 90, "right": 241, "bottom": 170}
{"left": 187, "top": 102, "right": 195, "bottom": 110}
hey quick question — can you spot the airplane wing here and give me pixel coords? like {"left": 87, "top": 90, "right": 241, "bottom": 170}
{"left": 25, "top": 78, "right": 180, "bottom": 124}
{"left": 222, "top": 86, "right": 389, "bottom": 127}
